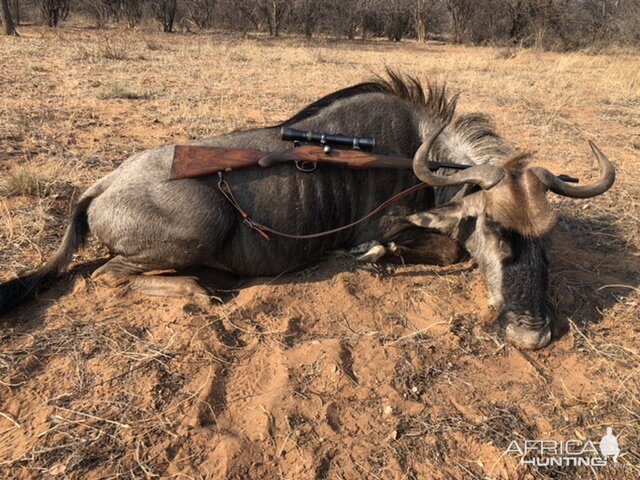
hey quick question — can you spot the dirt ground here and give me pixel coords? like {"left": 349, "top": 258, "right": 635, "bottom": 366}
{"left": 1, "top": 27, "right": 639, "bottom": 479}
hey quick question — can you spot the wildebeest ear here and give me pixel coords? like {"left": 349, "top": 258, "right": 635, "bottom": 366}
{"left": 407, "top": 204, "right": 463, "bottom": 234}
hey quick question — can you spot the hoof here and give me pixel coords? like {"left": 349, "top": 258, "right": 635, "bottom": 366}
{"left": 505, "top": 321, "right": 552, "bottom": 350}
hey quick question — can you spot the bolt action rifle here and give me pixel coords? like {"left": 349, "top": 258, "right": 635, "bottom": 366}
{"left": 169, "top": 127, "right": 578, "bottom": 183}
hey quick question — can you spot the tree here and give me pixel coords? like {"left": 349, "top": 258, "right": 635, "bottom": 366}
{"left": 360, "top": 0, "right": 386, "bottom": 39}
{"left": 293, "top": 0, "right": 323, "bottom": 38}
{"left": 151, "top": 0, "right": 177, "bottom": 32}
{"left": 186, "top": 0, "right": 217, "bottom": 29}
{"left": 42, "top": 0, "right": 69, "bottom": 27}
{"left": 256, "top": 0, "right": 291, "bottom": 36}
{"left": 121, "top": 0, "right": 143, "bottom": 28}
{"left": 1, "top": 0, "right": 17, "bottom": 35}
{"left": 329, "top": 0, "right": 366, "bottom": 39}
{"left": 382, "top": 0, "right": 411, "bottom": 41}
{"left": 76, "top": 0, "right": 117, "bottom": 27}
{"left": 11, "top": 0, "right": 19, "bottom": 25}
{"left": 445, "top": 0, "right": 474, "bottom": 43}
{"left": 412, "top": 0, "right": 436, "bottom": 43}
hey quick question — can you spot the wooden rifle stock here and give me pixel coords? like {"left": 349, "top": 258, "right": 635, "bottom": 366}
{"left": 170, "top": 145, "right": 266, "bottom": 180}
{"left": 169, "top": 144, "right": 472, "bottom": 180}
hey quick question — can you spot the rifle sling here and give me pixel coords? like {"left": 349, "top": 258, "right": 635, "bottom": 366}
{"left": 216, "top": 171, "right": 430, "bottom": 241}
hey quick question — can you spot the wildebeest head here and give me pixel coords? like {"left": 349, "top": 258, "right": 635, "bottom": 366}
{"left": 409, "top": 127, "right": 615, "bottom": 349}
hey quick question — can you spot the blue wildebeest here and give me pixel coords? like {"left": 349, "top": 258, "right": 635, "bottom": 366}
{"left": 0, "top": 72, "right": 614, "bottom": 349}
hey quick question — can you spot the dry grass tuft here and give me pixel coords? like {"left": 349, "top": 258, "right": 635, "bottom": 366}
{"left": 97, "top": 36, "right": 132, "bottom": 60}
{"left": 0, "top": 165, "right": 68, "bottom": 198}
{"left": 73, "top": 35, "right": 146, "bottom": 62}
{"left": 98, "top": 82, "right": 152, "bottom": 100}
{"left": 142, "top": 36, "right": 164, "bottom": 51}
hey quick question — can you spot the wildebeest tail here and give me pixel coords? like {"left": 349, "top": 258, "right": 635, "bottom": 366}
{"left": 0, "top": 195, "right": 94, "bottom": 316}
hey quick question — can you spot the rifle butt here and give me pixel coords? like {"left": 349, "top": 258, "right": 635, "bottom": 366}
{"left": 170, "top": 145, "right": 266, "bottom": 180}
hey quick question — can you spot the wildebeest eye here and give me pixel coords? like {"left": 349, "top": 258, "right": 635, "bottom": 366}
{"left": 499, "top": 238, "right": 513, "bottom": 261}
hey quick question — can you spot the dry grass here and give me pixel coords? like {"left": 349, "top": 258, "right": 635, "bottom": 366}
{"left": 0, "top": 166, "right": 55, "bottom": 197}
{"left": 73, "top": 34, "right": 146, "bottom": 62}
{"left": 0, "top": 27, "right": 639, "bottom": 479}
{"left": 98, "top": 82, "right": 152, "bottom": 100}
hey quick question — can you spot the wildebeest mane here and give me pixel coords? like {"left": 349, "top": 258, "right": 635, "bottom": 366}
{"left": 277, "top": 69, "right": 509, "bottom": 165}
{"left": 447, "top": 113, "right": 511, "bottom": 164}
{"left": 277, "top": 69, "right": 458, "bottom": 127}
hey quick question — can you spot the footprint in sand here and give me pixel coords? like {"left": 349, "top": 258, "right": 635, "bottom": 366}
{"left": 220, "top": 342, "right": 290, "bottom": 441}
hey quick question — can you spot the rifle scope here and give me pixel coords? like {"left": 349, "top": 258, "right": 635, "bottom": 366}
{"left": 281, "top": 127, "right": 375, "bottom": 151}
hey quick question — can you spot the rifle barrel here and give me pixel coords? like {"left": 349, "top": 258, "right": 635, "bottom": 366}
{"left": 429, "top": 161, "right": 471, "bottom": 171}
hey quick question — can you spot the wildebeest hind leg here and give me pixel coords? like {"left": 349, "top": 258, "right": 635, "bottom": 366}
{"left": 91, "top": 256, "right": 210, "bottom": 302}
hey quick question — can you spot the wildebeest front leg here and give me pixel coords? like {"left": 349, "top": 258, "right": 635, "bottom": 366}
{"left": 353, "top": 229, "right": 462, "bottom": 265}
{"left": 383, "top": 228, "right": 462, "bottom": 265}
{"left": 350, "top": 241, "right": 388, "bottom": 262}
{"left": 91, "top": 256, "right": 210, "bottom": 302}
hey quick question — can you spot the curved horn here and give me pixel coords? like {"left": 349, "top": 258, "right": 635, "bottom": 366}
{"left": 412, "top": 125, "right": 505, "bottom": 190}
{"left": 531, "top": 141, "right": 615, "bottom": 198}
